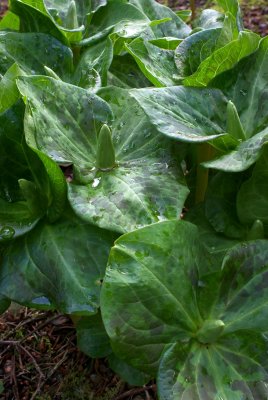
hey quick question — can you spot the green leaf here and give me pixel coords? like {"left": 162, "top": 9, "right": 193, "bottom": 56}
{"left": 216, "top": 0, "right": 243, "bottom": 28}
{"left": 203, "top": 127, "right": 268, "bottom": 171}
{"left": 0, "top": 63, "right": 25, "bottom": 113}
{"left": 0, "top": 11, "right": 20, "bottom": 30}
{"left": 158, "top": 337, "right": 268, "bottom": 400}
{"left": 125, "top": 38, "right": 180, "bottom": 87}
{"left": 108, "top": 54, "right": 152, "bottom": 88}
{"left": 9, "top": 0, "right": 68, "bottom": 44}
{"left": 73, "top": 37, "right": 113, "bottom": 87}
{"left": 79, "top": 0, "right": 151, "bottom": 46}
{"left": 212, "top": 36, "right": 268, "bottom": 139}
{"left": 108, "top": 353, "right": 151, "bottom": 386}
{"left": 184, "top": 31, "right": 259, "bottom": 87}
{"left": 101, "top": 220, "right": 206, "bottom": 373}
{"left": 194, "top": 9, "right": 224, "bottom": 30}
{"left": 236, "top": 146, "right": 268, "bottom": 234}
{"left": 17, "top": 75, "right": 113, "bottom": 171}
{"left": 0, "top": 32, "right": 73, "bottom": 77}
{"left": 149, "top": 37, "right": 182, "bottom": 50}
{"left": 76, "top": 312, "right": 112, "bottom": 358}
{"left": 129, "top": 0, "right": 191, "bottom": 38}
{"left": 175, "top": 13, "right": 237, "bottom": 79}
{"left": 205, "top": 172, "right": 246, "bottom": 239}
{"left": 0, "top": 102, "right": 50, "bottom": 239}
{"left": 131, "top": 86, "right": 227, "bottom": 142}
{"left": 0, "top": 211, "right": 116, "bottom": 315}
{"left": 68, "top": 87, "right": 189, "bottom": 233}
{"left": 101, "top": 221, "right": 268, "bottom": 397}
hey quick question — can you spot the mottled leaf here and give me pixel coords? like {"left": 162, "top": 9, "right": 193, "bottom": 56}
{"left": 68, "top": 87, "right": 189, "bottom": 233}
{"left": 0, "top": 211, "right": 115, "bottom": 315}
{"left": 131, "top": 86, "right": 227, "bottom": 142}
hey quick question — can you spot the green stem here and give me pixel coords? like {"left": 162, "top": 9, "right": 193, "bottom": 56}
{"left": 195, "top": 143, "right": 214, "bottom": 204}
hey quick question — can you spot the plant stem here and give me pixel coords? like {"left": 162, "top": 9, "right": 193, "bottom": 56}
{"left": 190, "top": 0, "right": 196, "bottom": 20}
{"left": 195, "top": 143, "right": 214, "bottom": 204}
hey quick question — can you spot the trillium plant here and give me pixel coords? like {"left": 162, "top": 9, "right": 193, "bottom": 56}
{"left": 0, "top": 0, "right": 268, "bottom": 398}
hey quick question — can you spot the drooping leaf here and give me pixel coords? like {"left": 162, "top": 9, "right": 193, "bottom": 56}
{"left": 68, "top": 87, "right": 189, "bottom": 233}
{"left": 0, "top": 211, "right": 116, "bottom": 315}
{"left": 131, "top": 86, "right": 227, "bottom": 142}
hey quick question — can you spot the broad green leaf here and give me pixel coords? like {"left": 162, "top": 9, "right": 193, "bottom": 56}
{"left": 125, "top": 38, "right": 180, "bottom": 87}
{"left": 102, "top": 221, "right": 268, "bottom": 397}
{"left": 68, "top": 87, "right": 189, "bottom": 233}
{"left": 79, "top": 0, "right": 151, "bottom": 46}
{"left": 9, "top": 0, "right": 68, "bottom": 44}
{"left": 184, "top": 31, "right": 260, "bottom": 87}
{"left": 76, "top": 312, "right": 112, "bottom": 358}
{"left": 101, "top": 221, "right": 206, "bottom": 373}
{"left": 0, "top": 211, "right": 116, "bottom": 315}
{"left": 158, "top": 338, "right": 268, "bottom": 400}
{"left": 17, "top": 76, "right": 113, "bottom": 171}
{"left": 237, "top": 147, "right": 268, "bottom": 234}
{"left": 0, "top": 63, "right": 25, "bottom": 113}
{"left": 108, "top": 54, "right": 152, "bottom": 88}
{"left": 203, "top": 127, "right": 268, "bottom": 171}
{"left": 131, "top": 86, "right": 227, "bottom": 142}
{"left": 129, "top": 0, "right": 191, "bottom": 38}
{"left": 0, "top": 32, "right": 73, "bottom": 77}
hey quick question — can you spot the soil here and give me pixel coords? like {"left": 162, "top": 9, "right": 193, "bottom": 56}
{"left": 0, "top": 1, "right": 267, "bottom": 399}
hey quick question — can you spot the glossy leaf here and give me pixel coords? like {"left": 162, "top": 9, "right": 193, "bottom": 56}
{"left": 129, "top": 0, "right": 191, "bottom": 39}
{"left": 0, "top": 63, "right": 25, "bottom": 113}
{"left": 131, "top": 86, "right": 227, "bottom": 142}
{"left": 125, "top": 38, "right": 180, "bottom": 87}
{"left": 0, "top": 211, "right": 116, "bottom": 315}
{"left": 184, "top": 31, "right": 259, "bottom": 87}
{"left": 101, "top": 221, "right": 268, "bottom": 398}
{"left": 0, "top": 31, "right": 73, "bottom": 77}
{"left": 68, "top": 87, "right": 189, "bottom": 233}
{"left": 17, "top": 75, "right": 113, "bottom": 171}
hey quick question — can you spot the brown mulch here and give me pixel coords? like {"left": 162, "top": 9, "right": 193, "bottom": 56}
{"left": 0, "top": 307, "right": 157, "bottom": 400}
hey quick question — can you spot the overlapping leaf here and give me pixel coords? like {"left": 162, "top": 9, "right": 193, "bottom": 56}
{"left": 101, "top": 220, "right": 268, "bottom": 398}
{"left": 68, "top": 87, "right": 189, "bottom": 233}
{"left": 0, "top": 211, "right": 116, "bottom": 315}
